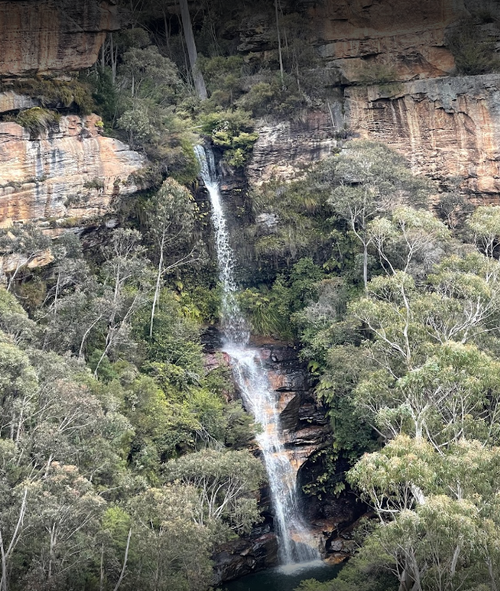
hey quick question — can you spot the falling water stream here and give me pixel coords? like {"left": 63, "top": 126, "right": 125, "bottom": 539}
{"left": 195, "top": 145, "right": 321, "bottom": 566}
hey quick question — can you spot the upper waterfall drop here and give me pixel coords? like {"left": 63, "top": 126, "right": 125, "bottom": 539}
{"left": 195, "top": 144, "right": 321, "bottom": 566}
{"left": 194, "top": 144, "right": 250, "bottom": 345}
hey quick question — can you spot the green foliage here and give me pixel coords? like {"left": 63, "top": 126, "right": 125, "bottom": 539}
{"left": 346, "top": 437, "right": 500, "bottom": 590}
{"left": 10, "top": 107, "right": 60, "bottom": 137}
{"left": 295, "top": 579, "right": 336, "bottom": 591}
{"left": 86, "top": 43, "right": 200, "bottom": 183}
{"left": 83, "top": 178, "right": 105, "bottom": 190}
{"left": 237, "top": 73, "right": 308, "bottom": 119}
{"left": 138, "top": 290, "right": 204, "bottom": 387}
{"left": 0, "top": 288, "right": 37, "bottom": 346}
{"left": 198, "top": 108, "right": 258, "bottom": 168}
{"left": 1, "top": 77, "right": 95, "bottom": 114}
{"left": 294, "top": 278, "right": 353, "bottom": 366}
{"left": 468, "top": 204, "right": 500, "bottom": 257}
{"left": 119, "top": 45, "right": 183, "bottom": 103}
{"left": 164, "top": 448, "right": 265, "bottom": 540}
{"left": 199, "top": 55, "right": 245, "bottom": 107}
{"left": 126, "top": 485, "right": 213, "bottom": 591}
{"left": 238, "top": 81, "right": 278, "bottom": 115}
{"left": 248, "top": 171, "right": 337, "bottom": 274}
{"left": 238, "top": 285, "right": 293, "bottom": 338}
{"left": 87, "top": 67, "right": 117, "bottom": 128}
{"left": 4, "top": 1, "right": 500, "bottom": 584}
{"left": 435, "top": 189, "right": 474, "bottom": 229}
{"left": 446, "top": 18, "right": 500, "bottom": 75}
{"left": 176, "top": 285, "right": 221, "bottom": 325}
{"left": 0, "top": 216, "right": 264, "bottom": 591}
{"left": 238, "top": 258, "right": 324, "bottom": 339}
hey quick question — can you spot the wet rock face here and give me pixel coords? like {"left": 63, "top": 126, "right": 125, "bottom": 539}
{"left": 213, "top": 531, "right": 279, "bottom": 585}
{"left": 209, "top": 339, "right": 331, "bottom": 581}
{"left": 0, "top": 0, "right": 118, "bottom": 77}
{"left": 0, "top": 114, "right": 146, "bottom": 227}
{"left": 255, "top": 343, "right": 330, "bottom": 474}
{"left": 203, "top": 337, "right": 331, "bottom": 471}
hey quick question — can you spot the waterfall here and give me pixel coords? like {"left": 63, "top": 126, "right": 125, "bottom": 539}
{"left": 194, "top": 145, "right": 249, "bottom": 345}
{"left": 195, "top": 145, "right": 320, "bottom": 565}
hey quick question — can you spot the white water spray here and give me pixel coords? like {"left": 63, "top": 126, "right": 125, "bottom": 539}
{"left": 195, "top": 145, "right": 320, "bottom": 564}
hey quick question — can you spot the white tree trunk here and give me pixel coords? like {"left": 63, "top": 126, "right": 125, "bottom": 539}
{"left": 150, "top": 242, "right": 164, "bottom": 338}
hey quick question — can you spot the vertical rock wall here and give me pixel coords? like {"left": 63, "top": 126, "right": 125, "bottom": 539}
{"left": 0, "top": 0, "right": 118, "bottom": 76}
{"left": 0, "top": 115, "right": 146, "bottom": 227}
{"left": 346, "top": 75, "right": 500, "bottom": 199}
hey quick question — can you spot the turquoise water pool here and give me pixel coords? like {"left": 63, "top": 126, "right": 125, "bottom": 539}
{"left": 222, "top": 560, "right": 341, "bottom": 591}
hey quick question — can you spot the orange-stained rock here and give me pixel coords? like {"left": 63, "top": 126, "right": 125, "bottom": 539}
{"left": 0, "top": 114, "right": 146, "bottom": 227}
{"left": 0, "top": 0, "right": 118, "bottom": 77}
{"left": 308, "top": 0, "right": 459, "bottom": 81}
{"left": 0, "top": 249, "right": 53, "bottom": 275}
{"left": 346, "top": 74, "right": 500, "bottom": 200}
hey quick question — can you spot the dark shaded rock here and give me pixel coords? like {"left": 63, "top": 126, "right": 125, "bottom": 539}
{"left": 298, "top": 402, "right": 329, "bottom": 426}
{"left": 213, "top": 532, "right": 279, "bottom": 585}
{"left": 286, "top": 425, "right": 330, "bottom": 446}
{"left": 268, "top": 369, "right": 307, "bottom": 392}
{"left": 201, "top": 326, "right": 223, "bottom": 353}
{"left": 279, "top": 393, "right": 301, "bottom": 431}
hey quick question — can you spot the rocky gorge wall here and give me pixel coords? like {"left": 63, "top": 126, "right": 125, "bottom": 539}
{"left": 0, "top": 0, "right": 118, "bottom": 77}
{"left": 0, "top": 0, "right": 499, "bottom": 227}
{"left": 0, "top": 114, "right": 145, "bottom": 228}
{"left": 346, "top": 74, "right": 500, "bottom": 199}
{"left": 204, "top": 334, "right": 363, "bottom": 581}
{"left": 0, "top": 0, "right": 145, "bottom": 230}
{"left": 240, "top": 0, "right": 500, "bottom": 202}
{"left": 305, "top": 0, "right": 459, "bottom": 83}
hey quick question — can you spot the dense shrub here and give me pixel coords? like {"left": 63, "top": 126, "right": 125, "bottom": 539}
{"left": 10, "top": 107, "right": 60, "bottom": 137}
{"left": 446, "top": 17, "right": 500, "bottom": 74}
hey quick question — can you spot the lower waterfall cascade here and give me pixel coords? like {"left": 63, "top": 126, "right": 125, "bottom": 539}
{"left": 195, "top": 144, "right": 321, "bottom": 565}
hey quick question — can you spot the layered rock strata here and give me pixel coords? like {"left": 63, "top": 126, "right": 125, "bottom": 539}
{"left": 254, "top": 343, "right": 330, "bottom": 474}
{"left": 239, "top": 0, "right": 500, "bottom": 201}
{"left": 306, "top": 0, "right": 459, "bottom": 82}
{"left": 0, "top": 0, "right": 118, "bottom": 77}
{"left": 0, "top": 114, "right": 145, "bottom": 227}
{"left": 346, "top": 74, "right": 500, "bottom": 199}
{"left": 248, "top": 110, "right": 340, "bottom": 186}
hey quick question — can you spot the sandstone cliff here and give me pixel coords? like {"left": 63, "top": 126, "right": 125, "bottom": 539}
{"left": 0, "top": 0, "right": 146, "bottom": 230}
{"left": 248, "top": 110, "right": 340, "bottom": 186}
{"left": 239, "top": 0, "right": 500, "bottom": 201}
{"left": 346, "top": 74, "right": 500, "bottom": 199}
{"left": 0, "top": 0, "right": 118, "bottom": 77}
{"left": 306, "top": 0, "right": 459, "bottom": 83}
{"left": 0, "top": 114, "right": 145, "bottom": 227}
